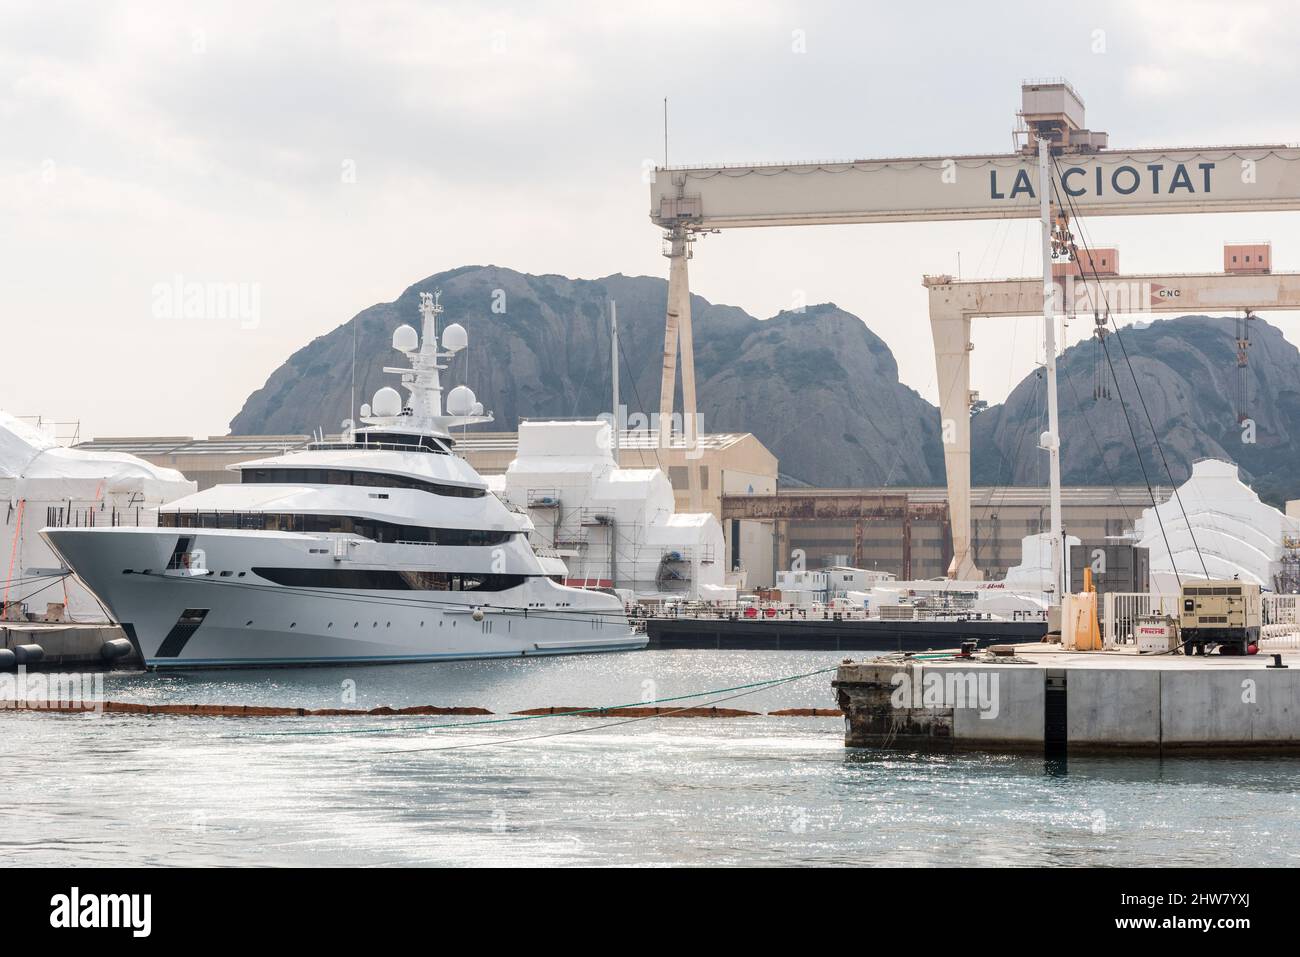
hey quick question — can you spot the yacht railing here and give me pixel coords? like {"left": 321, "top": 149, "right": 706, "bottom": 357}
{"left": 306, "top": 441, "right": 448, "bottom": 455}
{"left": 43, "top": 503, "right": 159, "bottom": 528}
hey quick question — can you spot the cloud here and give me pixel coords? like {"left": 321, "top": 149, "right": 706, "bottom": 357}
{"left": 1118, "top": 0, "right": 1300, "bottom": 113}
{"left": 4, "top": 0, "right": 1300, "bottom": 439}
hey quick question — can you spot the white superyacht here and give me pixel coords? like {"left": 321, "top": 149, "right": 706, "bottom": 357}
{"left": 43, "top": 292, "right": 645, "bottom": 668}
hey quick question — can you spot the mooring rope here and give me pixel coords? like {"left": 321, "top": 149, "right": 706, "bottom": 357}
{"left": 375, "top": 674, "right": 839, "bottom": 754}
{"left": 239, "top": 665, "right": 840, "bottom": 739}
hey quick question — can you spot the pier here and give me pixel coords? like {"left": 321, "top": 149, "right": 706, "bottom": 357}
{"left": 834, "top": 645, "right": 1300, "bottom": 755}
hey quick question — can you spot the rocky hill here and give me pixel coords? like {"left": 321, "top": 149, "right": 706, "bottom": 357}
{"left": 229, "top": 267, "right": 1300, "bottom": 504}
{"left": 229, "top": 266, "right": 947, "bottom": 487}
{"left": 971, "top": 315, "right": 1300, "bottom": 505}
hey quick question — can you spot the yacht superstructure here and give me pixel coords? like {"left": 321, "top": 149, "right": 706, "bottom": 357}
{"left": 42, "top": 292, "right": 645, "bottom": 668}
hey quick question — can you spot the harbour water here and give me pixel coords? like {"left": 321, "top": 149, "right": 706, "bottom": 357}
{"left": 3, "top": 650, "right": 1298, "bottom": 867}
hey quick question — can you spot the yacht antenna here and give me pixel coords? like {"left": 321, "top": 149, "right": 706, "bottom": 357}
{"left": 361, "top": 288, "right": 491, "bottom": 437}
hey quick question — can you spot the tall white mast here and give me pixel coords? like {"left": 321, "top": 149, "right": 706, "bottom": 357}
{"left": 415, "top": 290, "right": 445, "bottom": 419}
{"left": 363, "top": 289, "right": 493, "bottom": 436}
{"left": 610, "top": 299, "right": 620, "bottom": 453}
{"left": 1037, "top": 136, "right": 1065, "bottom": 601}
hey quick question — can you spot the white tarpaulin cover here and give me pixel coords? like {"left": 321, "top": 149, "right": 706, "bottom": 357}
{"left": 1, "top": 412, "right": 196, "bottom": 621}
{"left": 504, "top": 420, "right": 726, "bottom": 599}
{"left": 1134, "top": 458, "right": 1299, "bottom": 595}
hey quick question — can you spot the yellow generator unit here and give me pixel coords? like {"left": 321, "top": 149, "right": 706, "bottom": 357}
{"left": 1179, "top": 580, "right": 1261, "bottom": 655}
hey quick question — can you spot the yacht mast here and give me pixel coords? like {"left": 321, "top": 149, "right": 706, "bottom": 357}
{"left": 363, "top": 290, "right": 493, "bottom": 436}
{"left": 414, "top": 290, "right": 445, "bottom": 419}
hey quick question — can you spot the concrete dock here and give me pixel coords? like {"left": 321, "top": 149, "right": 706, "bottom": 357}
{"left": 833, "top": 644, "right": 1300, "bottom": 755}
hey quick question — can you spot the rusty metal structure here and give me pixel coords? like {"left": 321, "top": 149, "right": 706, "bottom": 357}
{"left": 720, "top": 491, "right": 950, "bottom": 579}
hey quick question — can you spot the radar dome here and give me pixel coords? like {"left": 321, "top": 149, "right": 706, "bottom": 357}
{"left": 371, "top": 387, "right": 402, "bottom": 417}
{"left": 359, "top": 403, "right": 371, "bottom": 417}
{"left": 446, "top": 385, "right": 476, "bottom": 416}
{"left": 441, "top": 323, "right": 468, "bottom": 352}
{"left": 471, "top": 401, "right": 484, "bottom": 416}
{"left": 392, "top": 324, "right": 419, "bottom": 352}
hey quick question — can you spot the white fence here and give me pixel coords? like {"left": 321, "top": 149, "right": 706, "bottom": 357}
{"left": 1102, "top": 592, "right": 1172, "bottom": 647}
{"left": 1261, "top": 594, "right": 1300, "bottom": 649}
{"left": 1263, "top": 594, "right": 1299, "bottom": 626}
{"left": 1104, "top": 591, "right": 1300, "bottom": 650}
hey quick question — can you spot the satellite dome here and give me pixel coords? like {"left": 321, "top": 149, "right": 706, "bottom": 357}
{"left": 441, "top": 323, "right": 468, "bottom": 353}
{"left": 359, "top": 403, "right": 371, "bottom": 417}
{"left": 392, "top": 324, "right": 419, "bottom": 352}
{"left": 371, "top": 387, "right": 402, "bottom": 417}
{"left": 471, "top": 401, "right": 484, "bottom": 416}
{"left": 446, "top": 385, "right": 476, "bottom": 416}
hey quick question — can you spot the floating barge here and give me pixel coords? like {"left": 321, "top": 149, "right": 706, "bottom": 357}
{"left": 646, "top": 615, "right": 1046, "bottom": 651}
{"left": 833, "top": 645, "right": 1300, "bottom": 755}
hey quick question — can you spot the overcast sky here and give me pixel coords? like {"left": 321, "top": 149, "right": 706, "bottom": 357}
{"left": 4, "top": 0, "right": 1299, "bottom": 440}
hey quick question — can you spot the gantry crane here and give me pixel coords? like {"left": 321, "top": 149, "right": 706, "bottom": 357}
{"left": 649, "top": 79, "right": 1300, "bottom": 593}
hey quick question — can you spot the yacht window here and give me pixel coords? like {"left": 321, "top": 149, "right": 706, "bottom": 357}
{"left": 353, "top": 432, "right": 450, "bottom": 454}
{"left": 250, "top": 568, "right": 528, "bottom": 591}
{"left": 240, "top": 467, "right": 485, "bottom": 498}
{"left": 159, "top": 511, "right": 517, "bottom": 546}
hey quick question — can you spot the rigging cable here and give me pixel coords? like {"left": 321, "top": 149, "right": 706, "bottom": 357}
{"left": 1047, "top": 172, "right": 1182, "bottom": 582}
{"left": 377, "top": 674, "right": 830, "bottom": 754}
{"left": 1048, "top": 157, "right": 1209, "bottom": 581}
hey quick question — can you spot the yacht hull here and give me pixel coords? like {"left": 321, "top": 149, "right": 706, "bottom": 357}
{"left": 43, "top": 527, "right": 645, "bottom": 669}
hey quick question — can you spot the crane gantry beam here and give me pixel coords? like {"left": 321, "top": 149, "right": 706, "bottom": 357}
{"left": 650, "top": 145, "right": 1300, "bottom": 229}
{"left": 928, "top": 270, "right": 1300, "bottom": 580}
